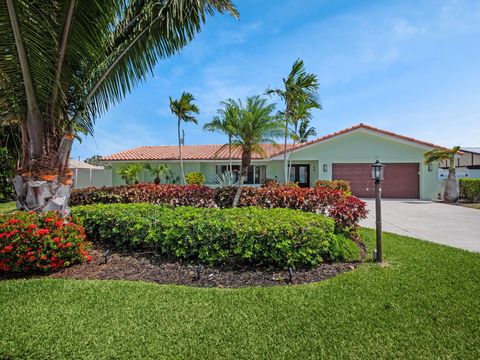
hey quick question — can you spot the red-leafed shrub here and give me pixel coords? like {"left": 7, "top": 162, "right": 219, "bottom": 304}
{"left": 0, "top": 211, "right": 90, "bottom": 273}
{"left": 71, "top": 184, "right": 216, "bottom": 208}
{"left": 71, "top": 184, "right": 368, "bottom": 237}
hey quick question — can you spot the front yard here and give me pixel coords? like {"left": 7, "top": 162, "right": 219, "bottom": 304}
{"left": 1, "top": 229, "right": 479, "bottom": 359}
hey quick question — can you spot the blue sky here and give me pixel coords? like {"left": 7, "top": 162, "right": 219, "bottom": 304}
{"left": 72, "top": 0, "right": 480, "bottom": 159}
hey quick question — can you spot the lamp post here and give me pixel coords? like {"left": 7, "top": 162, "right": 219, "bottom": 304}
{"left": 371, "top": 160, "right": 384, "bottom": 263}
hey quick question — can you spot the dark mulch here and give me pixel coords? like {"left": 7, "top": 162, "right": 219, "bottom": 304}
{"left": 1, "top": 247, "right": 363, "bottom": 288}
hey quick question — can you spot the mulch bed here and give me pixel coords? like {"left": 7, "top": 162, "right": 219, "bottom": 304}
{"left": 1, "top": 246, "right": 362, "bottom": 288}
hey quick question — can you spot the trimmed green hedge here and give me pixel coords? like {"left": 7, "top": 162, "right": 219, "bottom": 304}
{"left": 459, "top": 178, "right": 480, "bottom": 202}
{"left": 73, "top": 204, "right": 360, "bottom": 269}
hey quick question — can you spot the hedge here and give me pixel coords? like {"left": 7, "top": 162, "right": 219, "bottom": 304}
{"left": 70, "top": 184, "right": 367, "bottom": 237}
{"left": 459, "top": 178, "right": 480, "bottom": 202}
{"left": 0, "top": 211, "right": 90, "bottom": 272}
{"left": 73, "top": 204, "right": 361, "bottom": 269}
{"left": 315, "top": 179, "right": 351, "bottom": 193}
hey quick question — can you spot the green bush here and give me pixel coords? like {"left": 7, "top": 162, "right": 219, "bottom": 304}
{"left": 459, "top": 178, "right": 480, "bottom": 202}
{"left": 185, "top": 172, "right": 205, "bottom": 185}
{"left": 73, "top": 204, "right": 360, "bottom": 269}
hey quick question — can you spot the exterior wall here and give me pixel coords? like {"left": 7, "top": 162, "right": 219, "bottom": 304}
{"left": 273, "top": 130, "right": 441, "bottom": 200}
{"left": 73, "top": 168, "right": 112, "bottom": 189}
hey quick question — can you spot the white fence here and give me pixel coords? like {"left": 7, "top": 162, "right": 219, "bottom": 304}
{"left": 73, "top": 168, "right": 112, "bottom": 189}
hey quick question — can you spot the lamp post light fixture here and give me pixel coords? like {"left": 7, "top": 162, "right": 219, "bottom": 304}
{"left": 371, "top": 160, "right": 384, "bottom": 263}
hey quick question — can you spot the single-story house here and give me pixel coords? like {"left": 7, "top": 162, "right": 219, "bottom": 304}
{"left": 101, "top": 123, "right": 452, "bottom": 200}
{"left": 70, "top": 159, "right": 112, "bottom": 189}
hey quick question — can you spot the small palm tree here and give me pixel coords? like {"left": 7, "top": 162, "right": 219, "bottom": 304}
{"left": 144, "top": 163, "right": 170, "bottom": 185}
{"left": 227, "top": 96, "right": 283, "bottom": 207}
{"left": 287, "top": 100, "right": 320, "bottom": 180}
{"left": 169, "top": 92, "right": 200, "bottom": 184}
{"left": 203, "top": 99, "right": 239, "bottom": 172}
{"left": 266, "top": 59, "right": 320, "bottom": 184}
{"left": 424, "top": 146, "right": 461, "bottom": 203}
{"left": 118, "top": 164, "right": 143, "bottom": 185}
{"left": 297, "top": 119, "right": 317, "bottom": 143}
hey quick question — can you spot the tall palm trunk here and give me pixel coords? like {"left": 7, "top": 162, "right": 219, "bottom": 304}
{"left": 283, "top": 117, "right": 289, "bottom": 184}
{"left": 177, "top": 117, "right": 185, "bottom": 184}
{"left": 228, "top": 134, "right": 233, "bottom": 173}
{"left": 233, "top": 149, "right": 250, "bottom": 208}
{"left": 444, "top": 159, "right": 459, "bottom": 203}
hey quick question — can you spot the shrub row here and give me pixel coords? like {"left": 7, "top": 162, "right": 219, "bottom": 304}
{"left": 73, "top": 204, "right": 360, "bottom": 269}
{"left": 0, "top": 211, "right": 90, "bottom": 272}
{"left": 71, "top": 184, "right": 367, "bottom": 236}
{"left": 459, "top": 178, "right": 480, "bottom": 202}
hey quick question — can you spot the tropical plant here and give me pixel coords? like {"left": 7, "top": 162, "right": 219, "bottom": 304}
{"left": 424, "top": 146, "right": 461, "bottom": 203}
{"left": 287, "top": 100, "right": 320, "bottom": 180}
{"left": 266, "top": 59, "right": 320, "bottom": 184}
{"left": 169, "top": 92, "right": 200, "bottom": 184}
{"left": 118, "top": 163, "right": 143, "bottom": 185}
{"left": 0, "top": 0, "right": 238, "bottom": 213}
{"left": 203, "top": 99, "right": 239, "bottom": 172}
{"left": 144, "top": 163, "right": 170, "bottom": 185}
{"left": 185, "top": 172, "right": 205, "bottom": 185}
{"left": 226, "top": 96, "right": 283, "bottom": 207}
{"left": 0, "top": 147, "right": 15, "bottom": 202}
{"left": 215, "top": 170, "right": 239, "bottom": 187}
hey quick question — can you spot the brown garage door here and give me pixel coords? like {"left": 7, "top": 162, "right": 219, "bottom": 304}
{"left": 332, "top": 163, "right": 419, "bottom": 199}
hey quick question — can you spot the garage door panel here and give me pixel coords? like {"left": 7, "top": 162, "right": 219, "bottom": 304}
{"left": 332, "top": 163, "right": 419, "bottom": 199}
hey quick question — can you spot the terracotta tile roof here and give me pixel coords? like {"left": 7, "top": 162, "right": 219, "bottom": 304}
{"left": 102, "top": 143, "right": 291, "bottom": 161}
{"left": 102, "top": 123, "right": 448, "bottom": 161}
{"left": 269, "top": 123, "right": 449, "bottom": 157}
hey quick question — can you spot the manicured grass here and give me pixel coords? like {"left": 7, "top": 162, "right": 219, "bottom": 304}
{"left": 0, "top": 229, "right": 479, "bottom": 359}
{"left": 0, "top": 201, "right": 16, "bottom": 214}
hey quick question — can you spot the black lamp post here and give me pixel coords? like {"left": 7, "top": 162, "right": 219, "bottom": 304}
{"left": 371, "top": 160, "right": 384, "bottom": 263}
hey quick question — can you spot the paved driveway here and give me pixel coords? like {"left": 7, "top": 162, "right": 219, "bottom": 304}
{"left": 360, "top": 199, "right": 480, "bottom": 252}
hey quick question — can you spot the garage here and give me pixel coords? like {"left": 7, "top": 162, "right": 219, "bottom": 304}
{"left": 332, "top": 163, "right": 420, "bottom": 199}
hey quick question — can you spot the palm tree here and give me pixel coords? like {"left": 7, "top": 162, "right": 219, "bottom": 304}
{"left": 424, "top": 146, "right": 461, "bottom": 203}
{"left": 287, "top": 100, "right": 320, "bottom": 181}
{"left": 203, "top": 99, "right": 239, "bottom": 172}
{"left": 144, "top": 163, "right": 170, "bottom": 185}
{"left": 1, "top": 0, "right": 238, "bottom": 212}
{"left": 227, "top": 96, "right": 283, "bottom": 207}
{"left": 118, "top": 163, "right": 143, "bottom": 185}
{"left": 169, "top": 92, "right": 199, "bottom": 184}
{"left": 297, "top": 119, "right": 317, "bottom": 143}
{"left": 266, "top": 59, "right": 320, "bottom": 184}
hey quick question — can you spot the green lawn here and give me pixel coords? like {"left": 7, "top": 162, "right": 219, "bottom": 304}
{"left": 0, "top": 229, "right": 479, "bottom": 359}
{"left": 0, "top": 201, "right": 16, "bottom": 214}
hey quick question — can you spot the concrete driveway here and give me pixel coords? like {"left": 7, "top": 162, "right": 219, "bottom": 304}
{"left": 360, "top": 199, "right": 480, "bottom": 252}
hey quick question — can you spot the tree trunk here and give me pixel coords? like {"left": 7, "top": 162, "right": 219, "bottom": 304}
{"left": 228, "top": 134, "right": 233, "bottom": 173}
{"left": 178, "top": 117, "right": 185, "bottom": 184}
{"left": 283, "top": 118, "right": 289, "bottom": 184}
{"left": 287, "top": 139, "right": 296, "bottom": 182}
{"left": 232, "top": 149, "right": 250, "bottom": 208}
{"left": 443, "top": 165, "right": 459, "bottom": 203}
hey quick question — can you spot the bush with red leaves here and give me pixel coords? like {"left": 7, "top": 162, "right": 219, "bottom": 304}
{"left": 0, "top": 211, "right": 90, "bottom": 272}
{"left": 71, "top": 184, "right": 368, "bottom": 237}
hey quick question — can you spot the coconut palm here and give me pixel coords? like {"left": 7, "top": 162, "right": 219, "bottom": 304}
{"left": 0, "top": 0, "right": 238, "bottom": 212}
{"left": 424, "top": 146, "right": 461, "bottom": 203}
{"left": 227, "top": 96, "right": 283, "bottom": 207}
{"left": 118, "top": 163, "right": 143, "bottom": 185}
{"left": 266, "top": 59, "right": 320, "bottom": 184}
{"left": 144, "top": 163, "right": 170, "bottom": 185}
{"left": 169, "top": 92, "right": 199, "bottom": 184}
{"left": 203, "top": 99, "right": 239, "bottom": 172}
